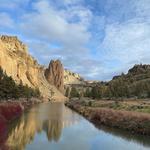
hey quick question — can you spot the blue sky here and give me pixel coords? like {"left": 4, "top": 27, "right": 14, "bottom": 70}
{"left": 0, "top": 0, "right": 150, "bottom": 80}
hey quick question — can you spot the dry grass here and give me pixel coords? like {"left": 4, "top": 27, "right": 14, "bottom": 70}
{"left": 90, "top": 108, "right": 150, "bottom": 135}
{"left": 66, "top": 99, "right": 150, "bottom": 135}
{"left": 85, "top": 99, "right": 150, "bottom": 113}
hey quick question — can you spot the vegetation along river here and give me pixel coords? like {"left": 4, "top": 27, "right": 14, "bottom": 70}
{"left": 4, "top": 102, "right": 150, "bottom": 150}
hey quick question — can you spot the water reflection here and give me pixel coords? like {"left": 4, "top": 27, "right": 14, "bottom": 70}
{"left": 43, "top": 120, "right": 62, "bottom": 142}
{"left": 3, "top": 102, "right": 150, "bottom": 150}
{"left": 6, "top": 102, "right": 80, "bottom": 150}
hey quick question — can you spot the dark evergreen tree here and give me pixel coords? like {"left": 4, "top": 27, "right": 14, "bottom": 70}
{"left": 91, "top": 86, "right": 101, "bottom": 99}
{"left": 84, "top": 88, "right": 91, "bottom": 97}
{"left": 0, "top": 67, "right": 40, "bottom": 100}
{"left": 65, "top": 87, "right": 70, "bottom": 97}
{"left": 70, "top": 87, "right": 79, "bottom": 98}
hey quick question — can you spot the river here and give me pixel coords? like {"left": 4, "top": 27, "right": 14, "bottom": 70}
{"left": 5, "top": 102, "right": 150, "bottom": 150}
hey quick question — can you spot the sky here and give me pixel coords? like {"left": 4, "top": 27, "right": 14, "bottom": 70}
{"left": 0, "top": 0, "right": 150, "bottom": 81}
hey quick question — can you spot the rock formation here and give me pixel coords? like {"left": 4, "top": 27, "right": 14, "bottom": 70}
{"left": 128, "top": 64, "right": 150, "bottom": 75}
{"left": 64, "top": 69, "right": 85, "bottom": 85}
{"left": 45, "top": 60, "right": 64, "bottom": 93}
{"left": 0, "top": 35, "right": 66, "bottom": 101}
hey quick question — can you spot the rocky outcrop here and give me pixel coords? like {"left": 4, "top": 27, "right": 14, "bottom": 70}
{"left": 112, "top": 64, "right": 150, "bottom": 82}
{"left": 0, "top": 35, "right": 66, "bottom": 101}
{"left": 64, "top": 69, "right": 85, "bottom": 85}
{"left": 128, "top": 64, "right": 150, "bottom": 75}
{"left": 45, "top": 60, "right": 64, "bottom": 93}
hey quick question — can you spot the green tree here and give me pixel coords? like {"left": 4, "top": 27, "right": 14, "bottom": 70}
{"left": 84, "top": 88, "right": 91, "bottom": 97}
{"left": 70, "top": 87, "right": 79, "bottom": 98}
{"left": 0, "top": 67, "right": 40, "bottom": 100}
{"left": 65, "top": 87, "right": 70, "bottom": 97}
{"left": 91, "top": 86, "right": 101, "bottom": 99}
{"left": 0, "top": 67, "right": 4, "bottom": 80}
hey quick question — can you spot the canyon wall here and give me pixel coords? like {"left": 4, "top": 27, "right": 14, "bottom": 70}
{"left": 0, "top": 35, "right": 66, "bottom": 101}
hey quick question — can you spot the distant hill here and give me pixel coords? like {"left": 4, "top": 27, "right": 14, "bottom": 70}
{"left": 113, "top": 64, "right": 150, "bottom": 81}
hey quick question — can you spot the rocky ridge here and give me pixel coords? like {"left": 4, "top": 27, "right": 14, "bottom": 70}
{"left": 128, "top": 64, "right": 150, "bottom": 75}
{"left": 113, "top": 64, "right": 150, "bottom": 81}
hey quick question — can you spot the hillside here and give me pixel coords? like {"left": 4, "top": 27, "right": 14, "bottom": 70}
{"left": 113, "top": 64, "right": 150, "bottom": 82}
{"left": 0, "top": 35, "right": 66, "bottom": 101}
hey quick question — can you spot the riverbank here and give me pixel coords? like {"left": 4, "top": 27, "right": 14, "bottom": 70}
{"left": 0, "top": 98, "right": 41, "bottom": 145}
{"left": 65, "top": 98, "right": 150, "bottom": 135}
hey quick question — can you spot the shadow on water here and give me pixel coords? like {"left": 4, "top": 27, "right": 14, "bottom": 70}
{"left": 2, "top": 102, "right": 150, "bottom": 150}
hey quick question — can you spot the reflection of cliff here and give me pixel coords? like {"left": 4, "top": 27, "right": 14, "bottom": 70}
{"left": 6, "top": 103, "right": 80, "bottom": 150}
{"left": 6, "top": 113, "right": 41, "bottom": 150}
{"left": 43, "top": 120, "right": 62, "bottom": 142}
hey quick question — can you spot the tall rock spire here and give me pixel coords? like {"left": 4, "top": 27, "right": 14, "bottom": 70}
{"left": 45, "top": 60, "right": 64, "bottom": 93}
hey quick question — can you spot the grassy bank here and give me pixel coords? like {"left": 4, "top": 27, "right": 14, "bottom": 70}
{"left": 65, "top": 99, "right": 150, "bottom": 135}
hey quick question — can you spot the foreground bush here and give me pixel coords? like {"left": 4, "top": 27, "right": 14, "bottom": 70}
{"left": 0, "top": 103, "right": 23, "bottom": 121}
{"left": 0, "top": 114, "right": 7, "bottom": 143}
{"left": 0, "top": 102, "right": 23, "bottom": 145}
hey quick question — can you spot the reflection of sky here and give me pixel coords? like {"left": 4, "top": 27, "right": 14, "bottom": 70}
{"left": 26, "top": 118, "right": 150, "bottom": 150}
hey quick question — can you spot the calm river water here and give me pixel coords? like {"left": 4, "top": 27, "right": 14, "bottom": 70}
{"left": 5, "top": 102, "right": 150, "bottom": 150}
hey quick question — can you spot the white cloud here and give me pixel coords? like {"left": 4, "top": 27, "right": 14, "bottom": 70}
{"left": 20, "top": 0, "right": 91, "bottom": 49}
{"left": 61, "top": 5, "right": 92, "bottom": 26}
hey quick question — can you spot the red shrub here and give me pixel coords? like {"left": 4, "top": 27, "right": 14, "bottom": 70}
{"left": 0, "top": 114, "right": 7, "bottom": 143}
{"left": 0, "top": 104, "right": 23, "bottom": 122}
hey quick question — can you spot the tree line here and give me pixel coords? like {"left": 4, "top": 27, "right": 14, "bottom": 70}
{"left": 66, "top": 78, "right": 150, "bottom": 99}
{"left": 0, "top": 67, "right": 40, "bottom": 100}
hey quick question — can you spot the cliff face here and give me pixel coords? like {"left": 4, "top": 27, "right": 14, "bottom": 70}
{"left": 45, "top": 60, "right": 64, "bottom": 93}
{"left": 0, "top": 35, "right": 66, "bottom": 101}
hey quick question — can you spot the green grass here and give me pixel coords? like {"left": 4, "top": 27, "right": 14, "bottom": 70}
{"left": 85, "top": 101, "right": 150, "bottom": 114}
